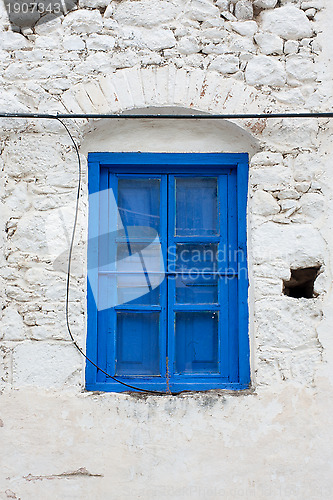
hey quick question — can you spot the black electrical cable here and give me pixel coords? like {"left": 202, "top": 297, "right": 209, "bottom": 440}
{"left": 1, "top": 112, "right": 333, "bottom": 119}
{"left": 56, "top": 118, "right": 167, "bottom": 395}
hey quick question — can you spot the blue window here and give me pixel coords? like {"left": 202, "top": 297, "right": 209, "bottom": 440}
{"left": 86, "top": 153, "right": 250, "bottom": 393}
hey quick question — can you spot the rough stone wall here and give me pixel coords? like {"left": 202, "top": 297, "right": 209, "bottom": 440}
{"left": 1, "top": 1, "right": 333, "bottom": 499}
{"left": 0, "top": 0, "right": 327, "bottom": 107}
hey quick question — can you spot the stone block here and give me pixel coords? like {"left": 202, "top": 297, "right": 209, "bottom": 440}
{"left": 0, "top": 32, "right": 30, "bottom": 50}
{"left": 209, "top": 54, "right": 239, "bottom": 74}
{"left": 235, "top": 0, "right": 253, "bottom": 20}
{"left": 230, "top": 20, "right": 258, "bottom": 37}
{"left": 86, "top": 34, "right": 116, "bottom": 51}
{"left": 252, "top": 221, "right": 325, "bottom": 267}
{"left": 113, "top": 0, "right": 181, "bottom": 28}
{"left": 254, "top": 0, "right": 277, "bottom": 8}
{"left": 251, "top": 190, "right": 280, "bottom": 216}
{"left": 245, "top": 55, "right": 286, "bottom": 86}
{"left": 286, "top": 55, "right": 317, "bottom": 83}
{"left": 63, "top": 10, "right": 103, "bottom": 34}
{"left": 260, "top": 5, "right": 313, "bottom": 40}
{"left": 300, "top": 193, "right": 324, "bottom": 219}
{"left": 255, "top": 32, "right": 283, "bottom": 55}
{"left": 0, "top": 306, "right": 26, "bottom": 341}
{"left": 63, "top": 35, "right": 85, "bottom": 51}
{"left": 251, "top": 152, "right": 283, "bottom": 166}
{"left": 177, "top": 37, "right": 200, "bottom": 55}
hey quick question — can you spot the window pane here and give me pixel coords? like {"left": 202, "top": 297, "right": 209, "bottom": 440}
{"left": 175, "top": 177, "right": 218, "bottom": 236}
{"left": 174, "top": 243, "right": 218, "bottom": 304}
{"left": 116, "top": 274, "right": 161, "bottom": 305}
{"left": 117, "top": 243, "right": 164, "bottom": 274}
{"left": 116, "top": 312, "right": 160, "bottom": 375}
{"left": 115, "top": 242, "right": 164, "bottom": 305}
{"left": 175, "top": 276, "right": 218, "bottom": 304}
{"left": 175, "top": 243, "right": 217, "bottom": 272}
{"left": 118, "top": 178, "right": 160, "bottom": 235}
{"left": 175, "top": 312, "right": 219, "bottom": 374}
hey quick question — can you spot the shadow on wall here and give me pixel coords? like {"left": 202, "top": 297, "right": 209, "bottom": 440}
{"left": 80, "top": 107, "right": 261, "bottom": 157}
{"left": 2, "top": 0, "right": 78, "bottom": 29}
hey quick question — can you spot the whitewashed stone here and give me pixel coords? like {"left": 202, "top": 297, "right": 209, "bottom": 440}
{"left": 188, "top": 0, "right": 220, "bottom": 21}
{"left": 284, "top": 40, "right": 299, "bottom": 54}
{"left": 300, "top": 192, "right": 324, "bottom": 219}
{"left": 114, "top": 0, "right": 181, "bottom": 27}
{"left": 278, "top": 189, "right": 301, "bottom": 200}
{"left": 79, "top": 0, "right": 110, "bottom": 7}
{"left": 252, "top": 190, "right": 280, "bottom": 216}
{"left": 255, "top": 32, "right": 283, "bottom": 54}
{"left": 63, "top": 35, "right": 85, "bottom": 51}
{"left": 252, "top": 221, "right": 325, "bottom": 267}
{"left": 0, "top": 307, "right": 26, "bottom": 341}
{"left": 301, "top": 1, "right": 324, "bottom": 9}
{"left": 286, "top": 55, "right": 317, "bottom": 83}
{"left": 34, "top": 36, "right": 61, "bottom": 50}
{"left": 0, "top": 346, "right": 11, "bottom": 390}
{"left": 177, "top": 37, "right": 200, "bottom": 54}
{"left": 295, "top": 182, "right": 311, "bottom": 193}
{"left": 313, "top": 271, "right": 326, "bottom": 295}
{"left": 235, "top": 0, "right": 253, "bottom": 20}
{"left": 3, "top": 181, "right": 30, "bottom": 215}
{"left": 260, "top": 5, "right": 313, "bottom": 40}
{"left": 273, "top": 88, "right": 305, "bottom": 106}
{"left": 0, "top": 32, "right": 30, "bottom": 50}
{"left": 63, "top": 10, "right": 103, "bottom": 34}
{"left": 230, "top": 20, "right": 258, "bottom": 37}
{"left": 251, "top": 152, "right": 283, "bottom": 166}
{"left": 250, "top": 166, "right": 293, "bottom": 191}
{"left": 279, "top": 199, "right": 299, "bottom": 213}
{"left": 142, "top": 29, "right": 176, "bottom": 51}
{"left": 209, "top": 54, "right": 239, "bottom": 73}
{"left": 220, "top": 10, "right": 237, "bottom": 21}
{"left": 216, "top": 0, "right": 229, "bottom": 9}
{"left": 34, "top": 14, "right": 62, "bottom": 36}
{"left": 245, "top": 55, "right": 286, "bottom": 86}
{"left": 254, "top": 0, "right": 277, "bottom": 8}
{"left": 305, "top": 8, "right": 316, "bottom": 19}
{"left": 12, "top": 342, "right": 82, "bottom": 389}
{"left": 255, "top": 298, "right": 321, "bottom": 349}
{"left": 229, "top": 33, "right": 256, "bottom": 52}
{"left": 104, "top": 4, "right": 115, "bottom": 18}
{"left": 86, "top": 34, "right": 116, "bottom": 51}
{"left": 293, "top": 156, "right": 319, "bottom": 182}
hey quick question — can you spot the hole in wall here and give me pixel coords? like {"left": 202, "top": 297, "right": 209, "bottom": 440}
{"left": 283, "top": 267, "right": 321, "bottom": 299}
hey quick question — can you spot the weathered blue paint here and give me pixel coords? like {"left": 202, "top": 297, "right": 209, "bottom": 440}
{"left": 86, "top": 153, "right": 250, "bottom": 393}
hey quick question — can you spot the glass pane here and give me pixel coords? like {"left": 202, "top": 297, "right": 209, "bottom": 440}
{"left": 116, "top": 312, "right": 160, "bottom": 375}
{"left": 175, "top": 275, "right": 217, "bottom": 304}
{"left": 175, "top": 177, "right": 218, "bottom": 236}
{"left": 175, "top": 243, "right": 217, "bottom": 272}
{"left": 174, "top": 244, "right": 218, "bottom": 303}
{"left": 118, "top": 178, "right": 160, "bottom": 235}
{"left": 116, "top": 243, "right": 164, "bottom": 304}
{"left": 117, "top": 243, "right": 164, "bottom": 274}
{"left": 175, "top": 312, "right": 219, "bottom": 374}
{"left": 116, "top": 274, "right": 161, "bottom": 305}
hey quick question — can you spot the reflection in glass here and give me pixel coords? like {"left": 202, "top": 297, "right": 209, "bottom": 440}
{"left": 118, "top": 178, "right": 160, "bottom": 235}
{"left": 175, "top": 177, "right": 218, "bottom": 236}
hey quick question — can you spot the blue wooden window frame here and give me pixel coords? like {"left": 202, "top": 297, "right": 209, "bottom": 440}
{"left": 86, "top": 153, "right": 250, "bottom": 393}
